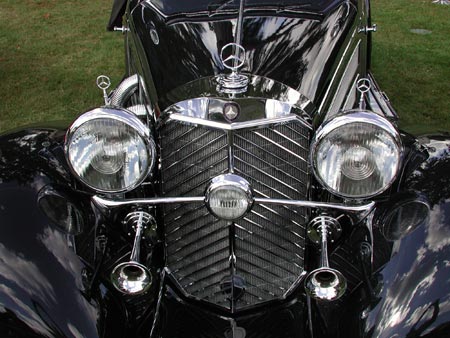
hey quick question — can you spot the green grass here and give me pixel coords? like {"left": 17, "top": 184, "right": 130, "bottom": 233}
{"left": 0, "top": 0, "right": 449, "bottom": 134}
{"left": 0, "top": 0, "right": 123, "bottom": 132}
{"left": 371, "top": 0, "right": 450, "bottom": 134}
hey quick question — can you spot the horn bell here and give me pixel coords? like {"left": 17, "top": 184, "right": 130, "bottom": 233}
{"left": 110, "top": 211, "right": 154, "bottom": 295}
{"left": 305, "top": 267, "right": 347, "bottom": 301}
{"left": 111, "top": 261, "right": 152, "bottom": 295}
{"left": 305, "top": 215, "right": 347, "bottom": 301}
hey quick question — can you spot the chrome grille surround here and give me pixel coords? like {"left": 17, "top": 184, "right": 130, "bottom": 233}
{"left": 159, "top": 114, "right": 311, "bottom": 312}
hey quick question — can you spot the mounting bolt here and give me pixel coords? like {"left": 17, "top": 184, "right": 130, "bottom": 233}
{"left": 359, "top": 24, "right": 377, "bottom": 34}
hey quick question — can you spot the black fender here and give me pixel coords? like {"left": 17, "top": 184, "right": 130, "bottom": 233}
{"left": 349, "top": 135, "right": 450, "bottom": 337}
{"left": 0, "top": 126, "right": 127, "bottom": 337}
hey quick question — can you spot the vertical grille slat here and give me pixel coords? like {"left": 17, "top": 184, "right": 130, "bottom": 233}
{"left": 159, "top": 119, "right": 310, "bottom": 311}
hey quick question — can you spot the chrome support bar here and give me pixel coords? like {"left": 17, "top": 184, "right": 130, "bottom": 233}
{"left": 92, "top": 195, "right": 374, "bottom": 213}
{"left": 253, "top": 198, "right": 375, "bottom": 213}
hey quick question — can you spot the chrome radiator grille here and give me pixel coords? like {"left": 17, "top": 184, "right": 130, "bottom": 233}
{"left": 159, "top": 119, "right": 310, "bottom": 311}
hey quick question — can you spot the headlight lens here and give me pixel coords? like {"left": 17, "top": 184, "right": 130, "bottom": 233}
{"left": 312, "top": 111, "right": 402, "bottom": 199}
{"left": 206, "top": 174, "right": 253, "bottom": 220}
{"left": 65, "top": 107, "right": 155, "bottom": 193}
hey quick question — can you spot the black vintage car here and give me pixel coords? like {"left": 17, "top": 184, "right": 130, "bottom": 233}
{"left": 1, "top": 0, "right": 450, "bottom": 337}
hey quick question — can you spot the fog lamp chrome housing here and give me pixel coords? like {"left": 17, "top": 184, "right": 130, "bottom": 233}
{"left": 205, "top": 174, "right": 254, "bottom": 221}
{"left": 311, "top": 111, "right": 402, "bottom": 199}
{"left": 65, "top": 107, "right": 156, "bottom": 193}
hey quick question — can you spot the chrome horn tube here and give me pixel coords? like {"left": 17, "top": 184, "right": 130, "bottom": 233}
{"left": 111, "top": 211, "right": 153, "bottom": 295}
{"left": 305, "top": 215, "right": 347, "bottom": 301}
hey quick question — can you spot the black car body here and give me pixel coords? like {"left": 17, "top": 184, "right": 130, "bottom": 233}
{"left": 1, "top": 0, "right": 450, "bottom": 337}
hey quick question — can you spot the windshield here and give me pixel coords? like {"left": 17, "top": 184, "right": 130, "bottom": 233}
{"left": 148, "top": 0, "right": 339, "bottom": 16}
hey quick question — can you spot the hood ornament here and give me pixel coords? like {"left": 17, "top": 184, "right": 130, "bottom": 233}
{"left": 218, "top": 43, "right": 249, "bottom": 93}
{"left": 217, "top": 0, "right": 249, "bottom": 94}
{"left": 96, "top": 75, "right": 111, "bottom": 105}
{"left": 357, "top": 77, "right": 371, "bottom": 109}
{"left": 221, "top": 43, "right": 246, "bottom": 71}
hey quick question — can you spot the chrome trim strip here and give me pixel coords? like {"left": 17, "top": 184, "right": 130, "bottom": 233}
{"left": 92, "top": 196, "right": 204, "bottom": 208}
{"left": 228, "top": 130, "right": 235, "bottom": 173}
{"left": 253, "top": 130, "right": 308, "bottom": 163}
{"left": 233, "top": 138, "right": 309, "bottom": 178}
{"left": 169, "top": 113, "right": 313, "bottom": 131}
{"left": 92, "top": 195, "right": 374, "bottom": 213}
{"left": 253, "top": 198, "right": 375, "bottom": 212}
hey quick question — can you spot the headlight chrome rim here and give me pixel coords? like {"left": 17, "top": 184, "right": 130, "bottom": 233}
{"left": 205, "top": 174, "right": 254, "bottom": 221}
{"left": 65, "top": 107, "right": 156, "bottom": 193}
{"left": 311, "top": 111, "right": 402, "bottom": 199}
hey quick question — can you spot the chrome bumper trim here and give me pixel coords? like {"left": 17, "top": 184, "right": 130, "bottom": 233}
{"left": 92, "top": 195, "right": 374, "bottom": 213}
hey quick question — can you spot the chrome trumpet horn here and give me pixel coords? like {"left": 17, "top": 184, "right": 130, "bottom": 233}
{"left": 111, "top": 211, "right": 153, "bottom": 295}
{"left": 305, "top": 215, "right": 347, "bottom": 301}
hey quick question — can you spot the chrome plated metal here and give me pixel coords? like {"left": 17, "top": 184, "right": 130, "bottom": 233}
{"left": 310, "top": 110, "right": 403, "bottom": 199}
{"left": 366, "top": 73, "right": 399, "bottom": 122}
{"left": 359, "top": 24, "right": 377, "bottom": 34}
{"left": 113, "top": 26, "right": 130, "bottom": 33}
{"left": 159, "top": 118, "right": 310, "bottom": 310}
{"left": 305, "top": 215, "right": 347, "bottom": 301}
{"left": 307, "top": 216, "right": 342, "bottom": 244}
{"left": 168, "top": 113, "right": 312, "bottom": 131}
{"left": 221, "top": 43, "right": 246, "bottom": 72}
{"left": 205, "top": 174, "right": 254, "bottom": 220}
{"left": 127, "top": 104, "right": 150, "bottom": 117}
{"left": 111, "top": 211, "right": 153, "bottom": 295}
{"left": 357, "top": 77, "right": 371, "bottom": 109}
{"left": 96, "top": 75, "right": 111, "bottom": 105}
{"left": 110, "top": 74, "right": 139, "bottom": 107}
{"left": 218, "top": 43, "right": 249, "bottom": 92}
{"left": 163, "top": 97, "right": 309, "bottom": 126}
{"left": 65, "top": 107, "right": 156, "bottom": 193}
{"left": 92, "top": 195, "right": 374, "bottom": 213}
{"left": 215, "top": 0, "right": 248, "bottom": 92}
{"left": 253, "top": 198, "right": 375, "bottom": 212}
{"left": 216, "top": 0, "right": 249, "bottom": 93}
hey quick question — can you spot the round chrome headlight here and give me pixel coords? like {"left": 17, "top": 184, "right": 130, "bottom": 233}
{"left": 311, "top": 111, "right": 402, "bottom": 199}
{"left": 205, "top": 174, "right": 253, "bottom": 221}
{"left": 65, "top": 107, "right": 156, "bottom": 193}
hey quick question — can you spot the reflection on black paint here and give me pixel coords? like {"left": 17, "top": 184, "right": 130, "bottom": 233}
{"left": 135, "top": 2, "right": 355, "bottom": 109}
{"left": 363, "top": 137, "right": 450, "bottom": 338}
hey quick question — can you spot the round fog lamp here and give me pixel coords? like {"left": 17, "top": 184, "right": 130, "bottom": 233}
{"left": 206, "top": 174, "right": 253, "bottom": 221}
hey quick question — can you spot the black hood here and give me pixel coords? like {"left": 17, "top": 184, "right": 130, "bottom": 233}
{"left": 130, "top": 0, "right": 357, "bottom": 110}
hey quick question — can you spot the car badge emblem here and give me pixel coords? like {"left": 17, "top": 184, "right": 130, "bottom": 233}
{"left": 223, "top": 102, "right": 240, "bottom": 121}
{"left": 217, "top": 43, "right": 249, "bottom": 93}
{"left": 357, "top": 77, "right": 371, "bottom": 109}
{"left": 220, "top": 43, "right": 246, "bottom": 72}
{"left": 96, "top": 75, "right": 111, "bottom": 105}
